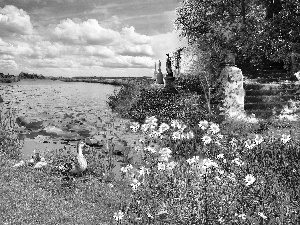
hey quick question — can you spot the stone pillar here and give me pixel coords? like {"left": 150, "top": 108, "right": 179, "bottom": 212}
{"left": 163, "top": 54, "right": 178, "bottom": 94}
{"left": 218, "top": 53, "right": 245, "bottom": 119}
{"left": 156, "top": 60, "right": 164, "bottom": 84}
{"left": 154, "top": 62, "right": 158, "bottom": 80}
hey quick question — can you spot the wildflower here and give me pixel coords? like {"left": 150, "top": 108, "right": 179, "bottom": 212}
{"left": 237, "top": 214, "right": 246, "bottom": 220}
{"left": 258, "top": 212, "right": 267, "bottom": 219}
{"left": 202, "top": 158, "right": 218, "bottom": 169}
{"left": 245, "top": 174, "right": 256, "bottom": 186}
{"left": 158, "top": 123, "right": 170, "bottom": 134}
{"left": 229, "top": 138, "right": 238, "bottom": 147}
{"left": 157, "top": 162, "right": 166, "bottom": 171}
{"left": 232, "top": 157, "right": 245, "bottom": 166}
{"left": 170, "top": 119, "right": 180, "bottom": 129}
{"left": 281, "top": 134, "right": 291, "bottom": 144}
{"left": 166, "top": 161, "right": 177, "bottom": 170}
{"left": 218, "top": 217, "right": 225, "bottom": 223}
{"left": 130, "top": 122, "right": 140, "bottom": 132}
{"left": 159, "top": 147, "right": 172, "bottom": 156}
{"left": 150, "top": 123, "right": 158, "bottom": 130}
{"left": 244, "top": 139, "right": 255, "bottom": 149}
{"left": 150, "top": 130, "right": 160, "bottom": 138}
{"left": 217, "top": 169, "right": 225, "bottom": 175}
{"left": 158, "top": 154, "right": 171, "bottom": 162}
{"left": 216, "top": 133, "right": 223, "bottom": 139}
{"left": 178, "top": 124, "right": 187, "bottom": 132}
{"left": 186, "top": 131, "right": 194, "bottom": 139}
{"left": 216, "top": 153, "right": 224, "bottom": 159}
{"left": 140, "top": 123, "right": 150, "bottom": 133}
{"left": 145, "top": 116, "right": 158, "bottom": 125}
{"left": 144, "top": 145, "right": 156, "bottom": 153}
{"left": 181, "top": 133, "right": 186, "bottom": 139}
{"left": 138, "top": 166, "right": 150, "bottom": 177}
{"left": 130, "top": 178, "right": 141, "bottom": 190}
{"left": 186, "top": 157, "right": 196, "bottom": 165}
{"left": 108, "top": 183, "right": 114, "bottom": 188}
{"left": 228, "top": 173, "right": 236, "bottom": 182}
{"left": 254, "top": 134, "right": 264, "bottom": 145}
{"left": 198, "top": 120, "right": 209, "bottom": 130}
{"left": 113, "top": 210, "right": 124, "bottom": 221}
{"left": 202, "top": 135, "right": 212, "bottom": 145}
{"left": 172, "top": 131, "right": 181, "bottom": 140}
{"left": 209, "top": 123, "right": 220, "bottom": 134}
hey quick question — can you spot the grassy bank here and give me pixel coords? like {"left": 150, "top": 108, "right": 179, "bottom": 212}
{"left": 1, "top": 77, "right": 300, "bottom": 224}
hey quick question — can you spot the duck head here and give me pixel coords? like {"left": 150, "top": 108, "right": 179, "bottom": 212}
{"left": 77, "top": 140, "right": 88, "bottom": 154}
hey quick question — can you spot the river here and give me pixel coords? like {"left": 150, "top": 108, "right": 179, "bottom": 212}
{"left": 0, "top": 79, "right": 131, "bottom": 159}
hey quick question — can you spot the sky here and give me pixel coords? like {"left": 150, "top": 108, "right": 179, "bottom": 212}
{"left": 0, "top": 0, "right": 187, "bottom": 77}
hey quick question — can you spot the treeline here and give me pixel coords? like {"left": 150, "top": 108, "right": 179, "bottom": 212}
{"left": 19, "top": 72, "right": 45, "bottom": 79}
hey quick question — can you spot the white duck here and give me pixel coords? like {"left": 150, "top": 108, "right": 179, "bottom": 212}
{"left": 56, "top": 140, "right": 88, "bottom": 177}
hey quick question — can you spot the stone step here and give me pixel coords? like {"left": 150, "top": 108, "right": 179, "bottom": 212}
{"left": 244, "top": 83, "right": 300, "bottom": 90}
{"left": 245, "top": 95, "right": 297, "bottom": 103}
{"left": 245, "top": 88, "right": 300, "bottom": 96}
{"left": 244, "top": 102, "right": 287, "bottom": 111}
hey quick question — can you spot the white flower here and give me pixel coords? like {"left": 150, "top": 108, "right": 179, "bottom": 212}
{"left": 232, "top": 158, "right": 245, "bottom": 166}
{"left": 157, "top": 162, "right": 166, "bottom": 171}
{"left": 150, "top": 123, "right": 158, "bottom": 130}
{"left": 198, "top": 120, "right": 209, "bottom": 130}
{"left": 254, "top": 135, "right": 264, "bottom": 145}
{"left": 202, "top": 135, "right": 212, "bottom": 145}
{"left": 141, "top": 123, "right": 150, "bottom": 132}
{"left": 158, "top": 154, "right": 171, "bottom": 162}
{"left": 120, "top": 167, "right": 127, "bottom": 173}
{"left": 216, "top": 153, "right": 224, "bottom": 159}
{"left": 245, "top": 139, "right": 255, "bottom": 149}
{"left": 144, "top": 145, "right": 156, "bottom": 153}
{"left": 218, "top": 217, "right": 225, "bottom": 223}
{"left": 186, "top": 131, "right": 194, "bottom": 139}
{"left": 170, "top": 119, "right": 180, "bottom": 129}
{"left": 138, "top": 166, "right": 148, "bottom": 177}
{"left": 166, "top": 161, "right": 177, "bottom": 170}
{"left": 130, "top": 178, "right": 141, "bottom": 190}
{"left": 178, "top": 124, "right": 187, "bottom": 132}
{"left": 158, "top": 123, "right": 170, "bottom": 134}
{"left": 237, "top": 214, "right": 246, "bottom": 220}
{"left": 181, "top": 133, "right": 187, "bottom": 139}
{"left": 217, "top": 169, "right": 225, "bottom": 175}
{"left": 108, "top": 183, "right": 114, "bottom": 188}
{"left": 130, "top": 122, "right": 140, "bottom": 132}
{"left": 209, "top": 123, "right": 220, "bottom": 134}
{"left": 281, "top": 134, "right": 291, "bottom": 144}
{"left": 216, "top": 134, "right": 223, "bottom": 139}
{"left": 172, "top": 131, "right": 181, "bottom": 140}
{"left": 159, "top": 147, "right": 172, "bottom": 156}
{"left": 202, "top": 158, "right": 218, "bottom": 169}
{"left": 258, "top": 212, "right": 267, "bottom": 219}
{"left": 113, "top": 210, "right": 124, "bottom": 221}
{"left": 186, "top": 157, "right": 196, "bottom": 165}
{"left": 145, "top": 116, "right": 158, "bottom": 125}
{"left": 245, "top": 174, "right": 256, "bottom": 186}
{"left": 150, "top": 130, "right": 160, "bottom": 138}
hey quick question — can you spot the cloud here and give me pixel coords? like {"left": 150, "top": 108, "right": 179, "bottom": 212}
{"left": 116, "top": 44, "right": 153, "bottom": 56}
{"left": 121, "top": 26, "right": 150, "bottom": 44}
{"left": 0, "top": 5, "right": 33, "bottom": 35}
{"left": 83, "top": 45, "right": 115, "bottom": 58}
{"left": 31, "top": 58, "right": 78, "bottom": 68}
{"left": 101, "top": 55, "right": 153, "bottom": 68}
{"left": 0, "top": 59, "right": 18, "bottom": 70}
{"left": 53, "top": 18, "right": 120, "bottom": 45}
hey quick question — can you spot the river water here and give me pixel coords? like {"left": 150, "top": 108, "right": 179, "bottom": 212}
{"left": 0, "top": 80, "right": 126, "bottom": 159}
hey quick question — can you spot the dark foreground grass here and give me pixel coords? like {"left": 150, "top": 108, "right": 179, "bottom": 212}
{"left": 0, "top": 152, "right": 132, "bottom": 225}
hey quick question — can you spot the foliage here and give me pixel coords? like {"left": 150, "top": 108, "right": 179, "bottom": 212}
{"left": 175, "top": 0, "right": 300, "bottom": 70}
{"left": 116, "top": 117, "right": 300, "bottom": 224}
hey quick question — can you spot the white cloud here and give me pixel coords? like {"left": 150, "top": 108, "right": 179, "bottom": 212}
{"left": 121, "top": 26, "right": 150, "bottom": 44}
{"left": 116, "top": 44, "right": 153, "bottom": 56}
{"left": 0, "top": 5, "right": 33, "bottom": 35}
{"left": 83, "top": 46, "right": 115, "bottom": 58}
{"left": 0, "top": 59, "right": 18, "bottom": 70}
{"left": 53, "top": 18, "right": 120, "bottom": 45}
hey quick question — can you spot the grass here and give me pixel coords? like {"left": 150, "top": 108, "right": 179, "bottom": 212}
{"left": 1, "top": 77, "right": 300, "bottom": 224}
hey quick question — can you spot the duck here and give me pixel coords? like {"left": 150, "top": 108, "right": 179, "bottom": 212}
{"left": 55, "top": 140, "right": 88, "bottom": 177}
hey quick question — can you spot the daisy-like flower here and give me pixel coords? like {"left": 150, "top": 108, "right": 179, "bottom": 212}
{"left": 216, "top": 153, "right": 224, "bottom": 159}
{"left": 158, "top": 123, "right": 170, "bottom": 134}
{"left": 281, "top": 134, "right": 291, "bottom": 144}
{"left": 166, "top": 161, "right": 177, "bottom": 170}
{"left": 198, "top": 120, "right": 209, "bottom": 130}
{"left": 144, "top": 145, "right": 156, "bottom": 153}
{"left": 186, "top": 131, "right": 194, "bottom": 139}
{"left": 159, "top": 147, "right": 172, "bottom": 156}
{"left": 130, "top": 122, "right": 140, "bottom": 132}
{"left": 245, "top": 174, "right": 256, "bottom": 186}
{"left": 170, "top": 119, "right": 180, "bottom": 129}
{"left": 140, "top": 123, "right": 150, "bottom": 133}
{"left": 186, "top": 157, "right": 196, "bottom": 165}
{"left": 209, "top": 123, "right": 220, "bottom": 134}
{"left": 145, "top": 116, "right": 158, "bottom": 125}
{"left": 150, "top": 123, "right": 158, "bottom": 130}
{"left": 172, "top": 131, "right": 181, "bottom": 140}
{"left": 254, "top": 134, "right": 264, "bottom": 145}
{"left": 178, "top": 124, "right": 187, "bottom": 132}
{"left": 181, "top": 133, "right": 186, "bottom": 139}
{"left": 157, "top": 162, "right": 166, "bottom": 171}
{"left": 217, "top": 169, "right": 225, "bottom": 175}
{"left": 131, "top": 179, "right": 141, "bottom": 191}
{"left": 158, "top": 154, "right": 171, "bottom": 162}
{"left": 232, "top": 157, "right": 245, "bottom": 166}
{"left": 113, "top": 210, "right": 124, "bottom": 221}
{"left": 150, "top": 130, "right": 160, "bottom": 138}
{"left": 202, "top": 158, "right": 218, "bottom": 169}
{"left": 237, "top": 214, "right": 246, "bottom": 220}
{"left": 244, "top": 139, "right": 255, "bottom": 149}
{"left": 202, "top": 135, "right": 212, "bottom": 145}
{"left": 138, "top": 166, "right": 149, "bottom": 177}
{"left": 258, "top": 212, "right": 267, "bottom": 219}
{"left": 120, "top": 166, "right": 127, "bottom": 173}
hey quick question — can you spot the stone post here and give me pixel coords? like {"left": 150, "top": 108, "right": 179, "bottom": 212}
{"left": 154, "top": 62, "right": 158, "bottom": 80}
{"left": 156, "top": 60, "right": 164, "bottom": 84}
{"left": 163, "top": 54, "right": 178, "bottom": 94}
{"left": 218, "top": 52, "right": 246, "bottom": 119}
